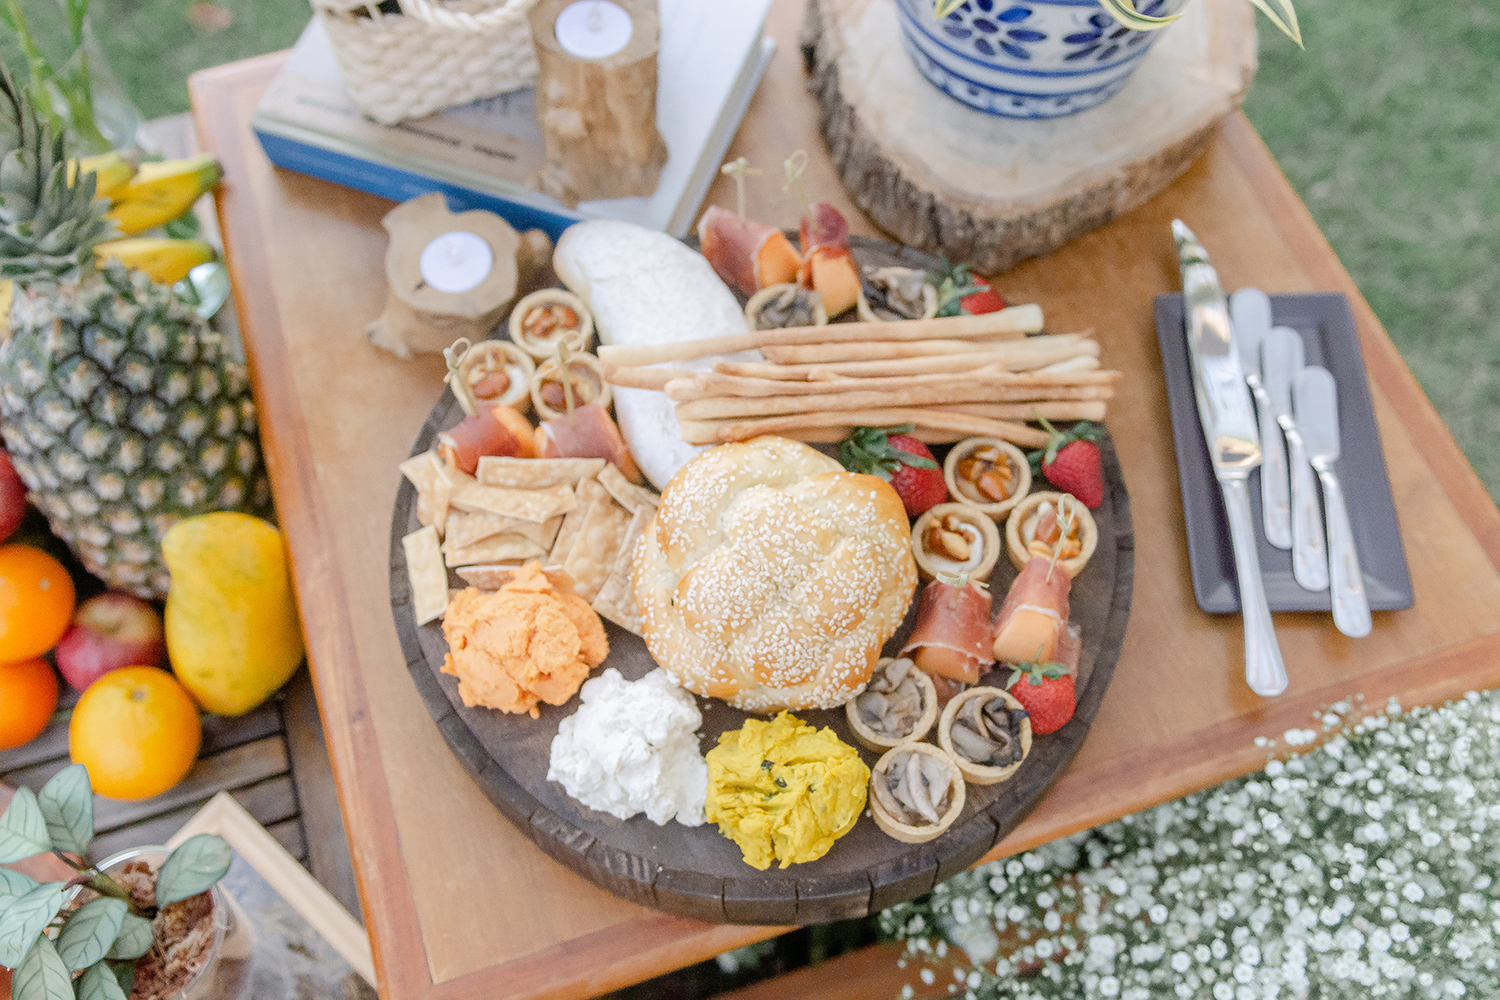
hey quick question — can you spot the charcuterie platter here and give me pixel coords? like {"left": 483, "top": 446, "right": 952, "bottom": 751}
{"left": 385, "top": 173, "right": 1134, "bottom": 925}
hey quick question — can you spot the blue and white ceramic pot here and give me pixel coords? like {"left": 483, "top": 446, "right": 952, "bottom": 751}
{"left": 893, "top": 0, "right": 1186, "bottom": 119}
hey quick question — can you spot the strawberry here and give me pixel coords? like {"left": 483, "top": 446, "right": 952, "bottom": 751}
{"left": 1030, "top": 417, "right": 1104, "bottom": 509}
{"left": 840, "top": 424, "right": 947, "bottom": 518}
{"left": 959, "top": 277, "right": 1006, "bottom": 315}
{"left": 1006, "top": 656, "right": 1075, "bottom": 735}
{"left": 932, "top": 262, "right": 987, "bottom": 317}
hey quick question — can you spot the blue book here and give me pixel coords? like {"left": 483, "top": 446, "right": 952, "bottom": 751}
{"left": 251, "top": 5, "right": 775, "bottom": 241}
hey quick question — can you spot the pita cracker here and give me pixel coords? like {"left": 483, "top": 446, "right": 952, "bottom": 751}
{"left": 598, "top": 463, "right": 660, "bottom": 515}
{"left": 591, "top": 507, "right": 651, "bottom": 635}
{"left": 550, "top": 477, "right": 607, "bottom": 566}
{"left": 400, "top": 451, "right": 454, "bottom": 538}
{"left": 402, "top": 525, "right": 449, "bottom": 625}
{"left": 477, "top": 456, "right": 606, "bottom": 489}
{"left": 445, "top": 510, "right": 563, "bottom": 551}
{"left": 562, "top": 497, "right": 631, "bottom": 603}
{"left": 457, "top": 562, "right": 579, "bottom": 592}
{"left": 444, "top": 534, "right": 547, "bottom": 568}
{"left": 449, "top": 479, "right": 575, "bottom": 523}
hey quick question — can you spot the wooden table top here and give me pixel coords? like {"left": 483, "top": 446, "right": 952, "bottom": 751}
{"left": 188, "top": 3, "right": 1500, "bottom": 997}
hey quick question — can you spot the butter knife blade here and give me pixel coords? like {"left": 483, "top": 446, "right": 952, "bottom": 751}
{"left": 1293, "top": 366, "right": 1372, "bottom": 637}
{"left": 1261, "top": 326, "right": 1329, "bottom": 592}
{"left": 1230, "top": 288, "right": 1291, "bottom": 550}
{"left": 1173, "top": 220, "right": 1287, "bottom": 697}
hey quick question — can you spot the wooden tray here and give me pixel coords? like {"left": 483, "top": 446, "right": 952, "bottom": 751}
{"left": 387, "top": 240, "right": 1134, "bottom": 925}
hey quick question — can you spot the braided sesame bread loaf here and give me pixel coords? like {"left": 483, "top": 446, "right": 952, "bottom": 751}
{"left": 633, "top": 437, "right": 918, "bottom": 712}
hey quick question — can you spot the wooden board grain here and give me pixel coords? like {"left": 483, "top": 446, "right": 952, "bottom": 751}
{"left": 189, "top": 0, "right": 1500, "bottom": 991}
{"left": 387, "top": 248, "right": 1134, "bottom": 919}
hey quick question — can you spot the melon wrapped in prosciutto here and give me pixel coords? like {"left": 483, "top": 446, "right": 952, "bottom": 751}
{"left": 534, "top": 403, "right": 643, "bottom": 484}
{"left": 697, "top": 205, "right": 802, "bottom": 298}
{"left": 795, "top": 202, "right": 859, "bottom": 317}
{"left": 992, "top": 556, "right": 1072, "bottom": 665}
{"left": 902, "top": 576, "right": 994, "bottom": 687}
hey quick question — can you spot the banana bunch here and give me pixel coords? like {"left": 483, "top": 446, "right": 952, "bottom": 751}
{"left": 68, "top": 152, "right": 224, "bottom": 284}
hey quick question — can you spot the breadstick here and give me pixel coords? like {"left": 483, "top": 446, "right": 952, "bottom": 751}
{"left": 674, "top": 383, "right": 1114, "bottom": 421}
{"left": 713, "top": 354, "right": 1013, "bottom": 380}
{"left": 943, "top": 400, "right": 1109, "bottom": 422}
{"left": 760, "top": 336, "right": 1096, "bottom": 366}
{"left": 666, "top": 369, "right": 1122, "bottom": 401}
{"left": 1034, "top": 355, "right": 1101, "bottom": 374}
{"left": 601, "top": 365, "right": 697, "bottom": 390}
{"left": 679, "top": 409, "right": 1051, "bottom": 447}
{"left": 595, "top": 305, "right": 1044, "bottom": 368}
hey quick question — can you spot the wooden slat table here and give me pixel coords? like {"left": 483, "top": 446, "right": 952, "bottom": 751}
{"left": 187, "top": 1, "right": 1500, "bottom": 996}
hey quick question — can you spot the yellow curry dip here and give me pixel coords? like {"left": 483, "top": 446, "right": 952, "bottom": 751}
{"left": 705, "top": 711, "right": 869, "bottom": 870}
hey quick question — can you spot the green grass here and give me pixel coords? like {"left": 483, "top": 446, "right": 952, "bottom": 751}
{"left": 5, "top": 0, "right": 1499, "bottom": 493}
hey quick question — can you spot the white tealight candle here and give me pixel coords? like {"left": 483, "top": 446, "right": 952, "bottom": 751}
{"left": 418, "top": 231, "right": 493, "bottom": 294}
{"left": 553, "top": 0, "right": 633, "bottom": 60}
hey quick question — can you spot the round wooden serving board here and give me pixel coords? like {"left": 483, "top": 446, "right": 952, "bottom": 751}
{"left": 388, "top": 239, "right": 1134, "bottom": 925}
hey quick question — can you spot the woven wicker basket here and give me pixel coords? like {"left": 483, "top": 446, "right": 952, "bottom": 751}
{"left": 315, "top": 0, "right": 541, "bottom": 125}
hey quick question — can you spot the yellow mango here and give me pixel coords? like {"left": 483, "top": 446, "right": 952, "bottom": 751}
{"left": 163, "top": 512, "right": 305, "bottom": 716}
{"left": 106, "top": 154, "right": 222, "bottom": 235}
{"left": 96, "top": 237, "right": 215, "bottom": 285}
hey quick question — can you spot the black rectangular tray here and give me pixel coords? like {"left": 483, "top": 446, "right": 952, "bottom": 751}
{"left": 1154, "top": 291, "right": 1413, "bottom": 614}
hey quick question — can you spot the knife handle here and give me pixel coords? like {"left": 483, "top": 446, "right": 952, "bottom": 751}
{"left": 1222, "top": 476, "right": 1289, "bottom": 697}
{"left": 1315, "top": 465, "right": 1372, "bottom": 638}
{"left": 1251, "top": 381, "right": 1291, "bottom": 549}
{"left": 1286, "top": 428, "right": 1329, "bottom": 592}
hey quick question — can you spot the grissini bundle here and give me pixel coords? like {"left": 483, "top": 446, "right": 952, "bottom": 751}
{"left": 710, "top": 354, "right": 1013, "bottom": 380}
{"left": 678, "top": 408, "right": 1052, "bottom": 447}
{"left": 672, "top": 384, "right": 1115, "bottom": 421}
{"left": 759, "top": 336, "right": 1097, "bottom": 366}
{"left": 662, "top": 369, "right": 1121, "bottom": 401}
{"left": 595, "top": 305, "right": 1043, "bottom": 367}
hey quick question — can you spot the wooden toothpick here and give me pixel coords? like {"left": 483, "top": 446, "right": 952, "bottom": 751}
{"left": 783, "top": 149, "right": 813, "bottom": 221}
{"left": 720, "top": 157, "right": 763, "bottom": 222}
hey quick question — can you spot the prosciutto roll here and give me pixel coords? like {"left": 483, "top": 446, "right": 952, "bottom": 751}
{"left": 992, "top": 556, "right": 1072, "bottom": 665}
{"left": 901, "top": 577, "right": 995, "bottom": 685}
{"left": 535, "top": 403, "right": 644, "bottom": 484}
{"left": 437, "top": 407, "right": 524, "bottom": 475}
{"left": 698, "top": 205, "right": 802, "bottom": 298}
{"left": 798, "top": 202, "right": 850, "bottom": 254}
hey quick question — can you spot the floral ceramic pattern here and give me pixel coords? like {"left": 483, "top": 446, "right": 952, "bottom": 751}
{"left": 893, "top": 0, "right": 1185, "bottom": 119}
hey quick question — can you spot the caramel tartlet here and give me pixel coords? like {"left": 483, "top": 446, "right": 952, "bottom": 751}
{"left": 943, "top": 437, "right": 1031, "bottom": 520}
{"left": 458, "top": 339, "right": 534, "bottom": 413}
{"left": 509, "top": 288, "right": 595, "bottom": 359}
{"left": 1005, "top": 491, "right": 1098, "bottom": 576}
{"left": 530, "top": 352, "right": 613, "bottom": 421}
{"left": 845, "top": 656, "right": 939, "bottom": 751}
{"left": 868, "top": 743, "right": 966, "bottom": 844}
{"left": 938, "top": 687, "right": 1032, "bottom": 786}
{"left": 910, "top": 503, "right": 1000, "bottom": 581}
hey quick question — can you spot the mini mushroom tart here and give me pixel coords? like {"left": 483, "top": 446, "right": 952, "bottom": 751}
{"left": 745, "top": 283, "right": 828, "bottom": 331}
{"left": 509, "top": 288, "right": 595, "bottom": 360}
{"left": 845, "top": 656, "right": 939, "bottom": 751}
{"left": 868, "top": 743, "right": 967, "bottom": 844}
{"left": 938, "top": 686, "right": 1032, "bottom": 786}
{"left": 1005, "top": 491, "right": 1098, "bottom": 577}
{"left": 856, "top": 266, "right": 938, "bottom": 323}
{"left": 943, "top": 437, "right": 1031, "bottom": 520}
{"left": 910, "top": 503, "right": 1000, "bottom": 581}
{"left": 459, "top": 339, "right": 535, "bottom": 413}
{"left": 530, "top": 352, "right": 613, "bottom": 421}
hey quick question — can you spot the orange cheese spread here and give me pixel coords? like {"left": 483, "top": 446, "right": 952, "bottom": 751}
{"left": 441, "top": 562, "right": 609, "bottom": 718}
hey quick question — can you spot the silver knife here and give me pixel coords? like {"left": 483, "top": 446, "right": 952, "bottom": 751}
{"left": 1173, "top": 220, "right": 1288, "bottom": 697}
{"left": 1261, "top": 327, "right": 1329, "bottom": 592}
{"left": 1230, "top": 288, "right": 1291, "bottom": 549}
{"left": 1293, "top": 366, "right": 1372, "bottom": 637}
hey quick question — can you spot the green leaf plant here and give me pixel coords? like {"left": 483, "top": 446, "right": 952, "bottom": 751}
{"left": 934, "top": 0, "right": 1303, "bottom": 47}
{"left": 0, "top": 765, "right": 232, "bottom": 1000}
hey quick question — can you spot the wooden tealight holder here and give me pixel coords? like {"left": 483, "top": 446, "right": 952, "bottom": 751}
{"left": 367, "top": 193, "right": 529, "bottom": 359}
{"left": 527, "top": 0, "right": 668, "bottom": 207}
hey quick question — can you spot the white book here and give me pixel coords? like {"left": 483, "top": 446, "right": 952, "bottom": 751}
{"left": 252, "top": 2, "right": 775, "bottom": 237}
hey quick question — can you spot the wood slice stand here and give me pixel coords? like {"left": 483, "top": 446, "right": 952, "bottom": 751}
{"left": 802, "top": 0, "right": 1258, "bottom": 273}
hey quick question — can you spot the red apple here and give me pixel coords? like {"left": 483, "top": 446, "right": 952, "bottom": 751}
{"left": 0, "top": 450, "right": 26, "bottom": 544}
{"left": 53, "top": 592, "right": 167, "bottom": 692}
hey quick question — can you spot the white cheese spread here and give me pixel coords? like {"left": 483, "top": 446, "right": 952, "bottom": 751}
{"left": 546, "top": 667, "right": 708, "bottom": 826}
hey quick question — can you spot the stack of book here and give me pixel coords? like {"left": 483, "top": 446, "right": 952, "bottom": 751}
{"left": 252, "top": 0, "right": 775, "bottom": 238}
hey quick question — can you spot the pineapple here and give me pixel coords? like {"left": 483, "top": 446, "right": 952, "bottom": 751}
{"left": 0, "top": 70, "right": 270, "bottom": 598}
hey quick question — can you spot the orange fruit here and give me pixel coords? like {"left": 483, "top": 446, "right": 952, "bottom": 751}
{"left": 0, "top": 544, "right": 76, "bottom": 661}
{"left": 0, "top": 657, "right": 59, "bottom": 750}
{"left": 69, "top": 666, "right": 201, "bottom": 800}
